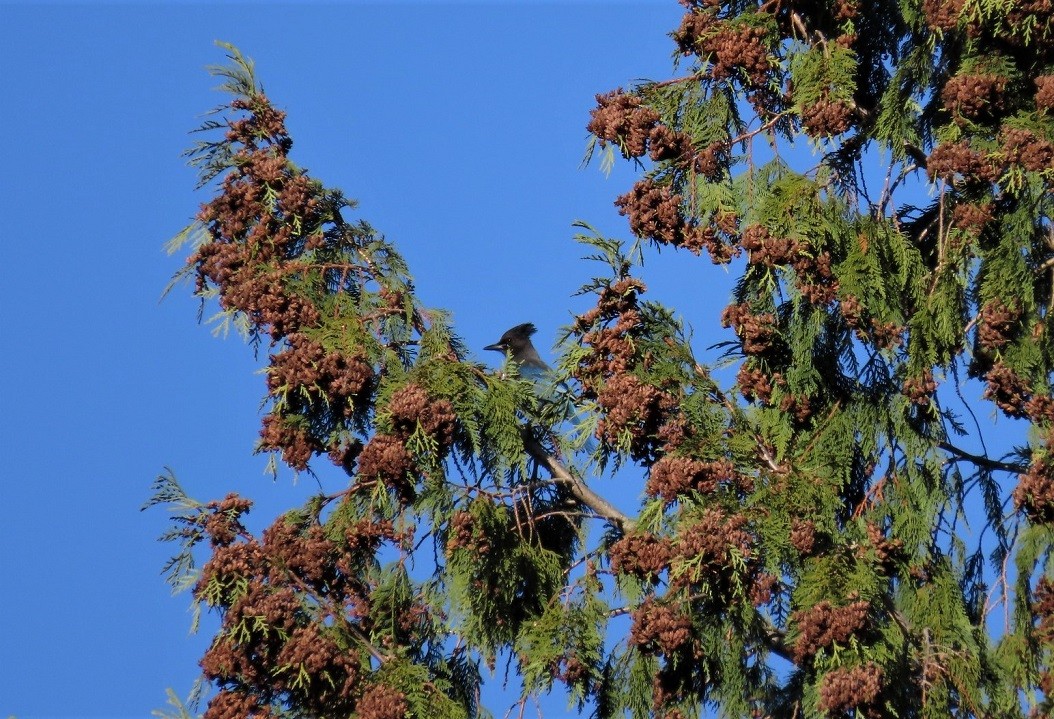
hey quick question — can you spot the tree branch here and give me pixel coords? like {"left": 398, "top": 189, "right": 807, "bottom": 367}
{"left": 938, "top": 441, "right": 1027, "bottom": 475}
{"left": 521, "top": 431, "right": 637, "bottom": 532}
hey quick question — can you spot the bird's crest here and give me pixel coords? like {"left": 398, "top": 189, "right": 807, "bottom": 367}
{"left": 485, "top": 322, "right": 540, "bottom": 354}
{"left": 504, "top": 322, "right": 537, "bottom": 340}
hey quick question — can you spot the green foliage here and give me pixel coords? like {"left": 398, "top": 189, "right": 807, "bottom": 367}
{"left": 153, "top": 6, "right": 1054, "bottom": 717}
{"left": 446, "top": 497, "right": 571, "bottom": 660}
{"left": 515, "top": 582, "right": 608, "bottom": 705}
{"left": 788, "top": 42, "right": 858, "bottom": 114}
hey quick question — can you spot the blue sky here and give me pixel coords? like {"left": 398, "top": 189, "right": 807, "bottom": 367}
{"left": 0, "top": 2, "right": 736, "bottom": 717}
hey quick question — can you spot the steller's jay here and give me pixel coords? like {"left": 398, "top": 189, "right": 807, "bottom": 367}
{"left": 484, "top": 323, "right": 551, "bottom": 380}
{"left": 485, "top": 323, "right": 595, "bottom": 454}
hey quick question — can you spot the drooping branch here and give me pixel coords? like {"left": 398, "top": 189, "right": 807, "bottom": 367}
{"left": 938, "top": 441, "right": 1028, "bottom": 475}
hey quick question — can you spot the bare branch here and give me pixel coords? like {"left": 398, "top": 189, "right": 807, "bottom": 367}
{"left": 938, "top": 441, "right": 1027, "bottom": 475}
{"left": 521, "top": 431, "right": 637, "bottom": 533}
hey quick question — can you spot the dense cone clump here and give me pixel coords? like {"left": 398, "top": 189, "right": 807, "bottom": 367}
{"left": 262, "top": 519, "right": 338, "bottom": 591}
{"left": 356, "top": 433, "right": 416, "bottom": 504}
{"left": 202, "top": 689, "right": 270, "bottom": 719}
{"left": 588, "top": 90, "right": 662, "bottom": 158}
{"left": 926, "top": 140, "right": 1001, "bottom": 184}
{"left": 198, "top": 583, "right": 361, "bottom": 717}
{"left": 673, "top": 8, "right": 775, "bottom": 87}
{"left": 192, "top": 97, "right": 322, "bottom": 342}
{"left": 736, "top": 362, "right": 778, "bottom": 404}
{"left": 1014, "top": 453, "right": 1054, "bottom": 524}
{"left": 606, "top": 182, "right": 726, "bottom": 277}
{"left": 791, "top": 248, "right": 839, "bottom": 305}
{"left": 790, "top": 519, "right": 819, "bottom": 555}
{"left": 587, "top": 90, "right": 697, "bottom": 164}
{"left": 190, "top": 495, "right": 410, "bottom": 718}
{"left": 693, "top": 141, "right": 730, "bottom": 181}
{"left": 1027, "top": 394, "right": 1054, "bottom": 425}
{"left": 901, "top": 368, "right": 937, "bottom": 405}
{"left": 790, "top": 599, "right": 871, "bottom": 663}
{"left": 645, "top": 455, "right": 751, "bottom": 502}
{"left": 941, "top": 73, "right": 1008, "bottom": 123}
{"left": 630, "top": 598, "right": 694, "bottom": 656}
{"left": 669, "top": 509, "right": 758, "bottom": 599}
{"left": 818, "top": 663, "right": 884, "bottom": 716}
{"left": 977, "top": 299, "right": 1020, "bottom": 350}
{"left": 609, "top": 532, "right": 672, "bottom": 583}
{"left": 594, "top": 373, "right": 680, "bottom": 459}
{"left": 800, "top": 97, "right": 855, "bottom": 137}
{"left": 572, "top": 280, "right": 688, "bottom": 461}
{"left": 983, "top": 362, "right": 1032, "bottom": 418}
{"left": 720, "top": 303, "right": 778, "bottom": 356}
{"left": 258, "top": 415, "right": 320, "bottom": 472}
{"left": 741, "top": 224, "right": 798, "bottom": 267}
{"left": 951, "top": 200, "right": 993, "bottom": 235}
{"left": 922, "top": 0, "right": 966, "bottom": 31}
{"left": 574, "top": 318, "right": 638, "bottom": 386}
{"left": 589, "top": 88, "right": 731, "bottom": 169}
{"left": 202, "top": 493, "right": 254, "bottom": 547}
{"left": 267, "top": 333, "right": 374, "bottom": 408}
{"left": 615, "top": 180, "right": 691, "bottom": 248}
{"left": 386, "top": 382, "right": 458, "bottom": 455}
{"left": 1036, "top": 75, "right": 1054, "bottom": 111}
{"left": 703, "top": 22, "right": 773, "bottom": 87}
{"left": 672, "top": 7, "right": 715, "bottom": 54}
{"left": 1000, "top": 127, "right": 1054, "bottom": 173}
{"left": 349, "top": 384, "right": 458, "bottom": 504}
{"left": 445, "top": 509, "right": 485, "bottom": 556}
{"left": 261, "top": 332, "right": 377, "bottom": 470}
{"left": 355, "top": 684, "right": 409, "bottom": 719}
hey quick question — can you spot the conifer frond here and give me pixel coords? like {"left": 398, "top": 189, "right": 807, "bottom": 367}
{"left": 154, "top": 19, "right": 1054, "bottom": 716}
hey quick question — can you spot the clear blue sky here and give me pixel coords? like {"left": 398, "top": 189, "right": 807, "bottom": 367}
{"left": 0, "top": 2, "right": 737, "bottom": 717}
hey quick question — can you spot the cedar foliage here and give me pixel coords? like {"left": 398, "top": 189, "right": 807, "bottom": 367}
{"left": 150, "top": 0, "right": 1054, "bottom": 714}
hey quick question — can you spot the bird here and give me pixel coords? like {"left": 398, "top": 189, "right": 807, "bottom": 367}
{"left": 485, "top": 323, "right": 595, "bottom": 454}
{"left": 483, "top": 322, "right": 551, "bottom": 381}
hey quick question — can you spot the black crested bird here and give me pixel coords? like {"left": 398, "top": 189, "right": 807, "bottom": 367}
{"left": 485, "top": 323, "right": 595, "bottom": 453}
{"left": 483, "top": 322, "right": 550, "bottom": 381}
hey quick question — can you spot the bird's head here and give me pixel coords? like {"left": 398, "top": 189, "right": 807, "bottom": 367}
{"left": 484, "top": 322, "right": 538, "bottom": 356}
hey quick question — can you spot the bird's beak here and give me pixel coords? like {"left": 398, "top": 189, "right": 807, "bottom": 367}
{"left": 483, "top": 342, "right": 505, "bottom": 353}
